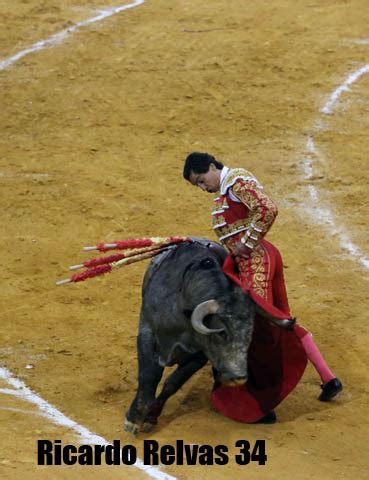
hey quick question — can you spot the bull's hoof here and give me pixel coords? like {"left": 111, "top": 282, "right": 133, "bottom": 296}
{"left": 141, "top": 421, "right": 156, "bottom": 433}
{"left": 124, "top": 418, "right": 142, "bottom": 434}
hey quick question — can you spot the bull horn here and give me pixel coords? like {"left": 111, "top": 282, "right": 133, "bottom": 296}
{"left": 191, "top": 300, "right": 225, "bottom": 335}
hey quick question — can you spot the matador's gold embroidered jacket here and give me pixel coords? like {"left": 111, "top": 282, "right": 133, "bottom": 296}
{"left": 212, "top": 167, "right": 278, "bottom": 254}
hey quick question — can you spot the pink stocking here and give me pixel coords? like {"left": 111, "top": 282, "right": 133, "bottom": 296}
{"left": 300, "top": 332, "right": 336, "bottom": 384}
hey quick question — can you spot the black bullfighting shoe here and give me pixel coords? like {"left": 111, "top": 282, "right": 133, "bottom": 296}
{"left": 254, "top": 411, "right": 277, "bottom": 424}
{"left": 318, "top": 378, "right": 343, "bottom": 402}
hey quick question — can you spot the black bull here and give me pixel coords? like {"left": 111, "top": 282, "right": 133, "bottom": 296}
{"left": 124, "top": 238, "right": 293, "bottom": 434}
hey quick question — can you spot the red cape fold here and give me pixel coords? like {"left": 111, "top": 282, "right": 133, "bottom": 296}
{"left": 211, "top": 243, "right": 307, "bottom": 423}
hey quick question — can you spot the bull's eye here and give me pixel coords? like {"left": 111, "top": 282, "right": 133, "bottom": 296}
{"left": 199, "top": 258, "right": 216, "bottom": 269}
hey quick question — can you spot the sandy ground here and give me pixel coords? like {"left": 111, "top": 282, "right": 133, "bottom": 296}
{"left": 1, "top": 0, "right": 369, "bottom": 479}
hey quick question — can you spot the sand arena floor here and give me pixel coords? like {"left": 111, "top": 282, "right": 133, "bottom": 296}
{"left": 1, "top": 1, "right": 368, "bottom": 479}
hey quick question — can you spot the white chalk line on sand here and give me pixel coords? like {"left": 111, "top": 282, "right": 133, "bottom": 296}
{"left": 353, "top": 39, "right": 369, "bottom": 45}
{"left": 320, "top": 63, "right": 369, "bottom": 115}
{"left": 0, "top": 367, "right": 176, "bottom": 480}
{"left": 0, "top": 0, "right": 145, "bottom": 71}
{"left": 302, "top": 61, "right": 369, "bottom": 270}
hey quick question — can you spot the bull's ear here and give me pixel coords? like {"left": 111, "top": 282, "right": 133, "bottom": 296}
{"left": 183, "top": 309, "right": 193, "bottom": 319}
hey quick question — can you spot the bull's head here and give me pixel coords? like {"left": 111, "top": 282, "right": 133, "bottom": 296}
{"left": 190, "top": 295, "right": 255, "bottom": 386}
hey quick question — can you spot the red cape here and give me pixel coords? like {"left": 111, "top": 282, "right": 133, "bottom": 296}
{"left": 211, "top": 245, "right": 307, "bottom": 423}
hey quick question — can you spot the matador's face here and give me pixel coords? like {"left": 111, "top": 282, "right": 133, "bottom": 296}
{"left": 188, "top": 163, "right": 221, "bottom": 193}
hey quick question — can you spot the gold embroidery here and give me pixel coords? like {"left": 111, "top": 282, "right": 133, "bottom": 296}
{"left": 250, "top": 247, "right": 267, "bottom": 298}
{"left": 211, "top": 205, "right": 226, "bottom": 215}
{"left": 212, "top": 214, "right": 226, "bottom": 230}
{"left": 213, "top": 218, "right": 251, "bottom": 241}
{"left": 212, "top": 171, "right": 278, "bottom": 250}
{"left": 221, "top": 168, "right": 261, "bottom": 194}
{"left": 231, "top": 180, "right": 278, "bottom": 246}
{"left": 237, "top": 244, "right": 269, "bottom": 299}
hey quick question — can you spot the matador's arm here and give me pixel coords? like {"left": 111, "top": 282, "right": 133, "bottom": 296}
{"left": 230, "top": 177, "right": 278, "bottom": 252}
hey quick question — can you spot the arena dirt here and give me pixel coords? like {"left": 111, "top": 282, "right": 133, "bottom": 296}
{"left": 1, "top": 0, "right": 368, "bottom": 478}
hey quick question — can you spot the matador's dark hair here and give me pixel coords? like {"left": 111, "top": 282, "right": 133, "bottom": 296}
{"left": 183, "top": 152, "right": 224, "bottom": 180}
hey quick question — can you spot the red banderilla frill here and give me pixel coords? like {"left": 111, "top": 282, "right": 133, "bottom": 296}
{"left": 56, "top": 236, "right": 190, "bottom": 285}
{"left": 83, "top": 236, "right": 188, "bottom": 252}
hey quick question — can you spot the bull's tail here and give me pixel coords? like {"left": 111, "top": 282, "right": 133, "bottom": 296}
{"left": 56, "top": 236, "right": 190, "bottom": 285}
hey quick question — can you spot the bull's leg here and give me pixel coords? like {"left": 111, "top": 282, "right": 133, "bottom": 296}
{"left": 142, "top": 352, "right": 208, "bottom": 431}
{"left": 124, "top": 326, "right": 164, "bottom": 434}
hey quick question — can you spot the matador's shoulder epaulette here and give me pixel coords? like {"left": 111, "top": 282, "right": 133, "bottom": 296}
{"left": 220, "top": 168, "right": 262, "bottom": 195}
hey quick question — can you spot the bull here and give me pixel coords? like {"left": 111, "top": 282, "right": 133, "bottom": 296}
{"left": 124, "top": 238, "right": 292, "bottom": 433}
